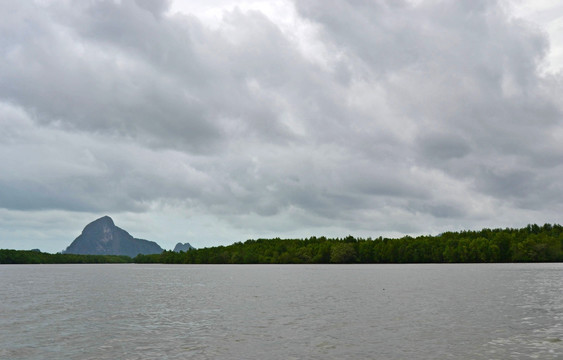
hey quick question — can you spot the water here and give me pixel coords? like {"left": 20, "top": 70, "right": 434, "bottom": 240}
{"left": 1, "top": 263, "right": 562, "bottom": 359}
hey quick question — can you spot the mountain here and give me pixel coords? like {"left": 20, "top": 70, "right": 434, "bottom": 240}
{"left": 173, "top": 242, "right": 194, "bottom": 252}
{"left": 64, "top": 216, "right": 163, "bottom": 257}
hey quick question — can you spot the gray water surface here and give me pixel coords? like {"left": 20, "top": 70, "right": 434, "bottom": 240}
{"left": 1, "top": 263, "right": 562, "bottom": 359}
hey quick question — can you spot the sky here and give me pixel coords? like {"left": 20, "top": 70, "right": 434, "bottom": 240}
{"left": 1, "top": 0, "right": 562, "bottom": 253}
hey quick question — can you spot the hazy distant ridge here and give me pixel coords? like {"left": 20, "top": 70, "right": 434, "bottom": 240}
{"left": 173, "top": 242, "right": 193, "bottom": 252}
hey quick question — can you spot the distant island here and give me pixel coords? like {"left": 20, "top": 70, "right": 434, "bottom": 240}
{"left": 1, "top": 223, "right": 562, "bottom": 264}
{"left": 63, "top": 216, "right": 164, "bottom": 257}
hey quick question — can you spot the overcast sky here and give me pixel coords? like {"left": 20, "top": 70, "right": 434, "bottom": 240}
{"left": 1, "top": 0, "right": 562, "bottom": 253}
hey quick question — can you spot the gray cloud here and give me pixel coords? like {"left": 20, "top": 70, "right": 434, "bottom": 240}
{"left": 416, "top": 132, "right": 470, "bottom": 161}
{"left": 1, "top": 0, "right": 562, "bottom": 252}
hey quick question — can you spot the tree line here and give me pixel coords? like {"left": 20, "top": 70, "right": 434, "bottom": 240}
{"left": 3, "top": 224, "right": 562, "bottom": 264}
{"left": 134, "top": 223, "right": 563, "bottom": 264}
{"left": 0, "top": 249, "right": 132, "bottom": 264}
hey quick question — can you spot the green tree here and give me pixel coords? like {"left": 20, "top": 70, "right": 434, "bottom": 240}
{"left": 330, "top": 243, "right": 357, "bottom": 263}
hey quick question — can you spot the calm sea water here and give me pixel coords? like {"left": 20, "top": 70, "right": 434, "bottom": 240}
{"left": 1, "top": 263, "right": 562, "bottom": 359}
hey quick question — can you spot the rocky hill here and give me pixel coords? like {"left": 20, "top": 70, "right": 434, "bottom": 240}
{"left": 64, "top": 216, "right": 163, "bottom": 257}
{"left": 173, "top": 242, "right": 193, "bottom": 252}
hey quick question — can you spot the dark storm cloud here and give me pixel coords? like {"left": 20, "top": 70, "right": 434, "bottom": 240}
{"left": 1, "top": 0, "right": 562, "bottom": 250}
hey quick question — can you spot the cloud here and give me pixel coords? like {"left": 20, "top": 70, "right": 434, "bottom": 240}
{"left": 0, "top": 0, "right": 562, "bottom": 252}
{"left": 0, "top": 102, "right": 213, "bottom": 213}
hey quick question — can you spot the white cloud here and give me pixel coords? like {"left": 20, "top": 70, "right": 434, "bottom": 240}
{"left": 506, "top": 0, "right": 563, "bottom": 74}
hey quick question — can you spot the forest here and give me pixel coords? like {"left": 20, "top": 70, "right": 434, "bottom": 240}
{"left": 134, "top": 223, "right": 563, "bottom": 264}
{"left": 0, "top": 249, "right": 132, "bottom": 264}
{"left": 2, "top": 224, "right": 562, "bottom": 264}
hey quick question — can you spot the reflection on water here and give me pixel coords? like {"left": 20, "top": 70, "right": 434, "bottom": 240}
{"left": 1, "top": 263, "right": 562, "bottom": 359}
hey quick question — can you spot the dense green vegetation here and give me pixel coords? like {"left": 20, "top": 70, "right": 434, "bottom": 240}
{"left": 3, "top": 224, "right": 562, "bottom": 264}
{"left": 0, "top": 249, "right": 132, "bottom": 264}
{"left": 134, "top": 224, "right": 563, "bottom": 264}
